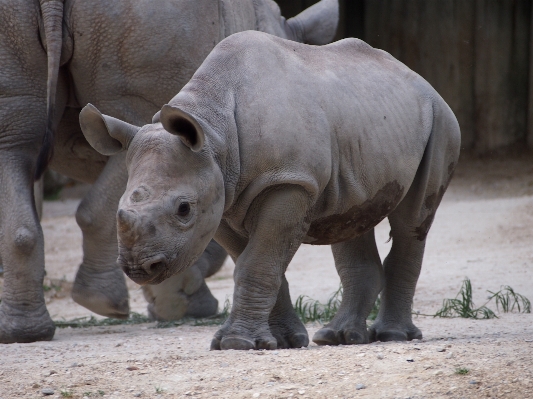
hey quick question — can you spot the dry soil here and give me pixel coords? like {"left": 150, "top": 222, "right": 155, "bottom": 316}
{"left": 1, "top": 153, "right": 533, "bottom": 399}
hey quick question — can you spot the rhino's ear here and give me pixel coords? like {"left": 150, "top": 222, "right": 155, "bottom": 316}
{"left": 79, "top": 103, "right": 141, "bottom": 156}
{"left": 287, "top": 0, "right": 339, "bottom": 45}
{"left": 160, "top": 104, "right": 205, "bottom": 152}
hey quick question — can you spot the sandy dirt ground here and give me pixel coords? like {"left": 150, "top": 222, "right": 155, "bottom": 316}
{"left": 1, "top": 153, "right": 533, "bottom": 398}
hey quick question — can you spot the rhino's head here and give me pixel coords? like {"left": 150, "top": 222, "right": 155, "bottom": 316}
{"left": 79, "top": 104, "right": 224, "bottom": 285}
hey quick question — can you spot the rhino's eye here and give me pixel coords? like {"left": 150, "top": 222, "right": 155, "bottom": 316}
{"left": 177, "top": 202, "right": 190, "bottom": 217}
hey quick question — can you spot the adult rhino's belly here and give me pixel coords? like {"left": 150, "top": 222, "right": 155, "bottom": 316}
{"left": 304, "top": 181, "right": 404, "bottom": 245}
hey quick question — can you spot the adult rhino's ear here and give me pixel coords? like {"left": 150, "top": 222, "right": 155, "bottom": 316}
{"left": 287, "top": 0, "right": 339, "bottom": 45}
{"left": 160, "top": 104, "right": 205, "bottom": 152}
{"left": 79, "top": 103, "right": 141, "bottom": 156}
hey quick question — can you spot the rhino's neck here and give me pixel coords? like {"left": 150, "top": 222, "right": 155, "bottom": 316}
{"left": 200, "top": 114, "right": 240, "bottom": 213}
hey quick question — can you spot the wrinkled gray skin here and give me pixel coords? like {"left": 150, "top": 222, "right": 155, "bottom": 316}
{"left": 80, "top": 31, "right": 461, "bottom": 350}
{"left": 0, "top": 0, "right": 339, "bottom": 343}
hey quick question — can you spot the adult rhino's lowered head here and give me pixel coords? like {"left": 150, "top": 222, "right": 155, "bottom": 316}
{"left": 79, "top": 104, "right": 225, "bottom": 285}
{"left": 80, "top": 31, "right": 460, "bottom": 350}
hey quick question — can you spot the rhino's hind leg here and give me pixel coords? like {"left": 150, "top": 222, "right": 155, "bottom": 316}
{"left": 142, "top": 240, "right": 226, "bottom": 321}
{"left": 369, "top": 113, "right": 459, "bottom": 342}
{"left": 367, "top": 226, "right": 424, "bottom": 343}
{"left": 269, "top": 275, "right": 309, "bottom": 349}
{"left": 71, "top": 153, "right": 129, "bottom": 319}
{"left": 313, "top": 230, "right": 383, "bottom": 346}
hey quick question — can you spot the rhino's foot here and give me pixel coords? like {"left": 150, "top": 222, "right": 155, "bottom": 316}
{"left": 184, "top": 281, "right": 219, "bottom": 318}
{"left": 0, "top": 302, "right": 55, "bottom": 344}
{"left": 312, "top": 316, "right": 369, "bottom": 346}
{"left": 368, "top": 320, "right": 422, "bottom": 342}
{"left": 210, "top": 321, "right": 277, "bottom": 351}
{"left": 269, "top": 307, "right": 309, "bottom": 349}
{"left": 72, "top": 264, "right": 129, "bottom": 319}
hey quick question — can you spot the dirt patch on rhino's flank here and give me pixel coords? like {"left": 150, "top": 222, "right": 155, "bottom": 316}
{"left": 305, "top": 181, "right": 404, "bottom": 245}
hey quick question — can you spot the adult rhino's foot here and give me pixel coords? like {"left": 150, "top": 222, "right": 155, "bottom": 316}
{"left": 312, "top": 314, "right": 369, "bottom": 346}
{"left": 210, "top": 320, "right": 277, "bottom": 351}
{"left": 72, "top": 264, "right": 129, "bottom": 319}
{"left": 143, "top": 265, "right": 218, "bottom": 321}
{"left": 368, "top": 319, "right": 422, "bottom": 342}
{"left": 0, "top": 302, "right": 55, "bottom": 343}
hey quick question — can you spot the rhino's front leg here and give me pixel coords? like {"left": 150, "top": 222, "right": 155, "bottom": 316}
{"left": 211, "top": 186, "right": 311, "bottom": 351}
{"left": 72, "top": 152, "right": 130, "bottom": 319}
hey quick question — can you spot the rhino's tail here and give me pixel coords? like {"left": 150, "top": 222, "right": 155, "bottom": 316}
{"left": 35, "top": 0, "right": 65, "bottom": 180}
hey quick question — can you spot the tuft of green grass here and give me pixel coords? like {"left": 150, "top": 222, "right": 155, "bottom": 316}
{"left": 367, "top": 295, "right": 381, "bottom": 321}
{"left": 433, "top": 278, "right": 530, "bottom": 319}
{"left": 155, "top": 298, "right": 232, "bottom": 328}
{"left": 434, "top": 278, "right": 496, "bottom": 319}
{"left": 98, "top": 390, "right": 105, "bottom": 396}
{"left": 294, "top": 286, "right": 343, "bottom": 323}
{"left": 293, "top": 286, "right": 381, "bottom": 324}
{"left": 488, "top": 285, "right": 531, "bottom": 314}
{"left": 455, "top": 367, "right": 469, "bottom": 375}
{"left": 54, "top": 312, "right": 151, "bottom": 328}
{"left": 60, "top": 389, "right": 73, "bottom": 398}
{"left": 155, "top": 386, "right": 165, "bottom": 394}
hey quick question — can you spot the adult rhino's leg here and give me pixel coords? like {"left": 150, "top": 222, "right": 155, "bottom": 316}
{"left": 0, "top": 153, "right": 55, "bottom": 343}
{"left": 71, "top": 153, "right": 130, "bottom": 318}
{"left": 211, "top": 186, "right": 311, "bottom": 351}
{"left": 313, "top": 229, "right": 383, "bottom": 346}
{"left": 142, "top": 240, "right": 227, "bottom": 321}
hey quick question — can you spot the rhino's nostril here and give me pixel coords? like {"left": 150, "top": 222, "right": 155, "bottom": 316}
{"left": 141, "top": 256, "right": 167, "bottom": 275}
{"left": 150, "top": 261, "right": 164, "bottom": 273}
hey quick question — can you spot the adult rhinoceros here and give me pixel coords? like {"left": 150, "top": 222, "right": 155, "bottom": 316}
{"left": 80, "top": 31, "right": 460, "bottom": 350}
{"left": 0, "top": 0, "right": 338, "bottom": 343}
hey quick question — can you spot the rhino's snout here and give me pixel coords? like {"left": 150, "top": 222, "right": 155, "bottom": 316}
{"left": 119, "top": 254, "right": 168, "bottom": 285}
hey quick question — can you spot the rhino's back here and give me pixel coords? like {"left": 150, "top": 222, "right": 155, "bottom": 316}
{"left": 175, "top": 32, "right": 444, "bottom": 237}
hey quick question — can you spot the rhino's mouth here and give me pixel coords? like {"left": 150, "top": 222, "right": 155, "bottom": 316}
{"left": 119, "top": 254, "right": 169, "bottom": 285}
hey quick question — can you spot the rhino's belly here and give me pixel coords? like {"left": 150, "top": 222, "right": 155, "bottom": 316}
{"left": 303, "top": 181, "right": 404, "bottom": 245}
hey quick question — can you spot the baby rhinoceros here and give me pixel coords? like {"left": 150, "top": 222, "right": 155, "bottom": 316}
{"left": 79, "top": 31, "right": 460, "bottom": 350}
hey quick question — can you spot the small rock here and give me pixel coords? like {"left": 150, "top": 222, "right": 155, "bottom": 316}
{"left": 42, "top": 388, "right": 55, "bottom": 396}
{"left": 133, "top": 394, "right": 141, "bottom": 398}
{"left": 253, "top": 393, "right": 260, "bottom": 398}
{"left": 32, "top": 383, "right": 40, "bottom": 389}
{"left": 220, "top": 362, "right": 229, "bottom": 368}
{"left": 298, "top": 390, "right": 305, "bottom": 395}
{"left": 377, "top": 353, "right": 384, "bottom": 360}
{"left": 356, "top": 384, "right": 365, "bottom": 390}
{"left": 126, "top": 366, "right": 139, "bottom": 371}
{"left": 446, "top": 352, "right": 454, "bottom": 359}
{"left": 434, "top": 370, "right": 443, "bottom": 376}
{"left": 437, "top": 347, "right": 446, "bottom": 352}
{"left": 406, "top": 357, "right": 414, "bottom": 362}
{"left": 469, "top": 380, "right": 478, "bottom": 385}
